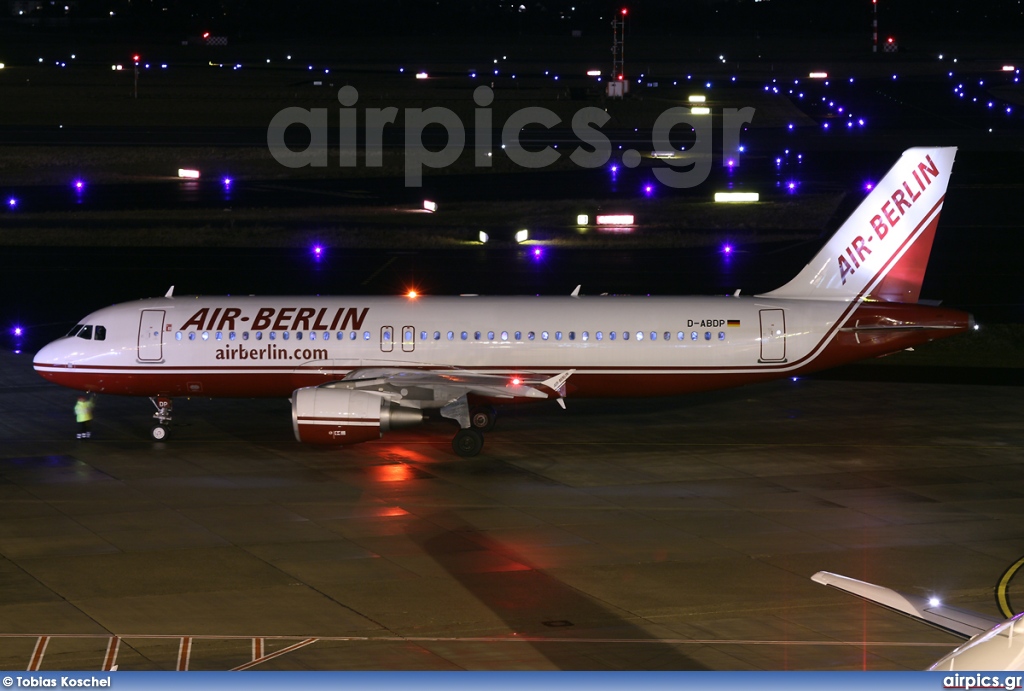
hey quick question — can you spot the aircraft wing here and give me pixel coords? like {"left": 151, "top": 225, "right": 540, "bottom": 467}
{"left": 338, "top": 367, "right": 574, "bottom": 401}
{"left": 812, "top": 571, "right": 1002, "bottom": 639}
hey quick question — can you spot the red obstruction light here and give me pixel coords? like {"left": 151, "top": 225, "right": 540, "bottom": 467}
{"left": 621, "top": 8, "right": 628, "bottom": 15}
{"left": 887, "top": 36, "right": 895, "bottom": 44}
{"left": 202, "top": 31, "right": 210, "bottom": 39}
{"left": 132, "top": 54, "right": 140, "bottom": 63}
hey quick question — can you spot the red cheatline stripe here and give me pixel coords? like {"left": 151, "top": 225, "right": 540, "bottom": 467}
{"left": 177, "top": 637, "right": 192, "bottom": 671}
{"left": 231, "top": 638, "right": 318, "bottom": 671}
{"left": 27, "top": 636, "right": 49, "bottom": 671}
{"left": 102, "top": 637, "right": 120, "bottom": 671}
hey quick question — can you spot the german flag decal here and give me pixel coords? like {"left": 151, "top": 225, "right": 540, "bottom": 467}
{"left": 727, "top": 319, "right": 741, "bottom": 327}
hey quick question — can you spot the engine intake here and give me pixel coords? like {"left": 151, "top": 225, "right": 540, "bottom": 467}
{"left": 291, "top": 387, "right": 423, "bottom": 446}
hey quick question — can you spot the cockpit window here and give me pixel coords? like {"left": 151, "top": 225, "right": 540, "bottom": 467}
{"left": 67, "top": 324, "right": 104, "bottom": 340}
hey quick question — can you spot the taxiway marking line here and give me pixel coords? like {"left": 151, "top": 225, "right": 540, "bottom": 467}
{"left": 231, "top": 638, "right": 318, "bottom": 671}
{"left": 27, "top": 636, "right": 48, "bottom": 671}
{"left": 102, "top": 637, "right": 120, "bottom": 671}
{"left": 996, "top": 555, "right": 1024, "bottom": 618}
{"left": 177, "top": 637, "right": 192, "bottom": 672}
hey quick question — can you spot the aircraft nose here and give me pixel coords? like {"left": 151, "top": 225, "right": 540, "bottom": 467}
{"left": 33, "top": 339, "right": 64, "bottom": 370}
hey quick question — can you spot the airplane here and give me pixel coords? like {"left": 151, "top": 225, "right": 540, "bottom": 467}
{"left": 33, "top": 146, "right": 974, "bottom": 456}
{"left": 812, "top": 571, "right": 1024, "bottom": 671}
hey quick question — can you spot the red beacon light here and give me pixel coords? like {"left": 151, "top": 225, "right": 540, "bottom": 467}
{"left": 132, "top": 54, "right": 140, "bottom": 63}
{"left": 202, "top": 32, "right": 210, "bottom": 39}
{"left": 510, "top": 377, "right": 522, "bottom": 387}
{"left": 621, "top": 8, "right": 628, "bottom": 15}
{"left": 406, "top": 290, "right": 419, "bottom": 299}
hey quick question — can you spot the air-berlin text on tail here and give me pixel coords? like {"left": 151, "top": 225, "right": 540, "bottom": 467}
{"left": 177, "top": 306, "right": 370, "bottom": 333}
{"left": 837, "top": 153, "right": 942, "bottom": 285}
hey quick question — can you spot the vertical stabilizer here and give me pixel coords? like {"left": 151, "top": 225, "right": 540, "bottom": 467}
{"left": 759, "top": 147, "right": 957, "bottom": 303}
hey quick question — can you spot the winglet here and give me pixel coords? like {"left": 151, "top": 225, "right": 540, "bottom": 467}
{"left": 571, "top": 285, "right": 582, "bottom": 298}
{"left": 164, "top": 286, "right": 175, "bottom": 298}
{"left": 540, "top": 369, "right": 575, "bottom": 401}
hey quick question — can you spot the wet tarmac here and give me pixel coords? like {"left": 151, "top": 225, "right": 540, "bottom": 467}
{"left": 2, "top": 349, "right": 1023, "bottom": 670}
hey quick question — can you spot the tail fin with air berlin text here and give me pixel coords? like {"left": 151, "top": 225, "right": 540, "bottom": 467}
{"left": 758, "top": 146, "right": 957, "bottom": 304}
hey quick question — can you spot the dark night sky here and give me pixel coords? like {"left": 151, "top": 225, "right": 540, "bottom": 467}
{"left": 7, "top": 0, "right": 1023, "bottom": 41}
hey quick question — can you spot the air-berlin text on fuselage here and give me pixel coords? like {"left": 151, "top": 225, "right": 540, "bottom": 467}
{"left": 837, "top": 154, "right": 942, "bottom": 285}
{"left": 177, "top": 306, "right": 369, "bottom": 333}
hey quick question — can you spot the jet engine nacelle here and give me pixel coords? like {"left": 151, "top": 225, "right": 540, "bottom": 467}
{"left": 291, "top": 387, "right": 423, "bottom": 446}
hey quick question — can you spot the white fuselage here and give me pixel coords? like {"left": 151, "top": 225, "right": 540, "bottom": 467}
{"left": 32, "top": 293, "right": 968, "bottom": 400}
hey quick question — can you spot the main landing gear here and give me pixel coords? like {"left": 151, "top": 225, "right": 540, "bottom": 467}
{"left": 149, "top": 396, "right": 173, "bottom": 440}
{"left": 442, "top": 397, "right": 497, "bottom": 458}
{"left": 452, "top": 428, "right": 484, "bottom": 457}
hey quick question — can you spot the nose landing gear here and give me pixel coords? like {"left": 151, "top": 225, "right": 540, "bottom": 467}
{"left": 150, "top": 396, "right": 173, "bottom": 440}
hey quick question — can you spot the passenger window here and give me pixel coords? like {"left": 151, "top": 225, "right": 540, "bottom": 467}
{"left": 350, "top": 331, "right": 357, "bottom": 340}
{"left": 283, "top": 331, "right": 291, "bottom": 340}
{"left": 650, "top": 332, "right": 657, "bottom": 341}
{"left": 528, "top": 331, "right": 535, "bottom": 340}
{"left": 243, "top": 332, "right": 249, "bottom": 340}
{"left": 296, "top": 331, "right": 303, "bottom": 340}
{"left": 582, "top": 331, "right": 588, "bottom": 341}
{"left": 383, "top": 331, "right": 391, "bottom": 342}
{"left": 487, "top": 331, "right": 494, "bottom": 340}
{"left": 610, "top": 331, "right": 616, "bottom": 341}
{"left": 691, "top": 331, "right": 698, "bottom": 341}
{"left": 569, "top": 331, "right": 576, "bottom": 341}
{"left": 474, "top": 331, "right": 482, "bottom": 340}
{"left": 677, "top": 331, "right": 684, "bottom": 341}
{"left": 189, "top": 332, "right": 196, "bottom": 341}
{"left": 309, "top": 332, "right": 316, "bottom": 341}
{"left": 719, "top": 331, "right": 725, "bottom": 340}
{"left": 447, "top": 331, "right": 454, "bottom": 341}
{"left": 94, "top": 326, "right": 106, "bottom": 341}
{"left": 636, "top": 331, "right": 644, "bottom": 341}
{"left": 596, "top": 331, "right": 603, "bottom": 341}
{"left": 501, "top": 331, "right": 508, "bottom": 341}
{"left": 542, "top": 331, "right": 549, "bottom": 340}
{"left": 434, "top": 331, "right": 441, "bottom": 341}
{"left": 664, "top": 332, "right": 670, "bottom": 341}
{"left": 229, "top": 332, "right": 236, "bottom": 341}
{"left": 202, "top": 331, "right": 209, "bottom": 341}
{"left": 322, "top": 332, "right": 329, "bottom": 340}
{"left": 269, "top": 332, "right": 276, "bottom": 340}
{"left": 623, "top": 331, "right": 630, "bottom": 341}
{"left": 363, "top": 331, "right": 370, "bottom": 340}
{"left": 514, "top": 331, "right": 521, "bottom": 340}
{"left": 215, "top": 332, "right": 223, "bottom": 341}
{"left": 704, "top": 332, "right": 712, "bottom": 341}
{"left": 175, "top": 332, "right": 182, "bottom": 341}
{"left": 255, "top": 331, "right": 263, "bottom": 340}
{"left": 421, "top": 331, "right": 428, "bottom": 340}
{"left": 555, "top": 331, "right": 562, "bottom": 341}
{"left": 461, "top": 331, "right": 468, "bottom": 341}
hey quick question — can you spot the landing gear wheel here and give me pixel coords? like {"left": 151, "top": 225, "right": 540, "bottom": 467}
{"left": 452, "top": 428, "right": 484, "bottom": 457}
{"left": 470, "top": 406, "right": 497, "bottom": 432}
{"left": 151, "top": 425, "right": 168, "bottom": 441}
